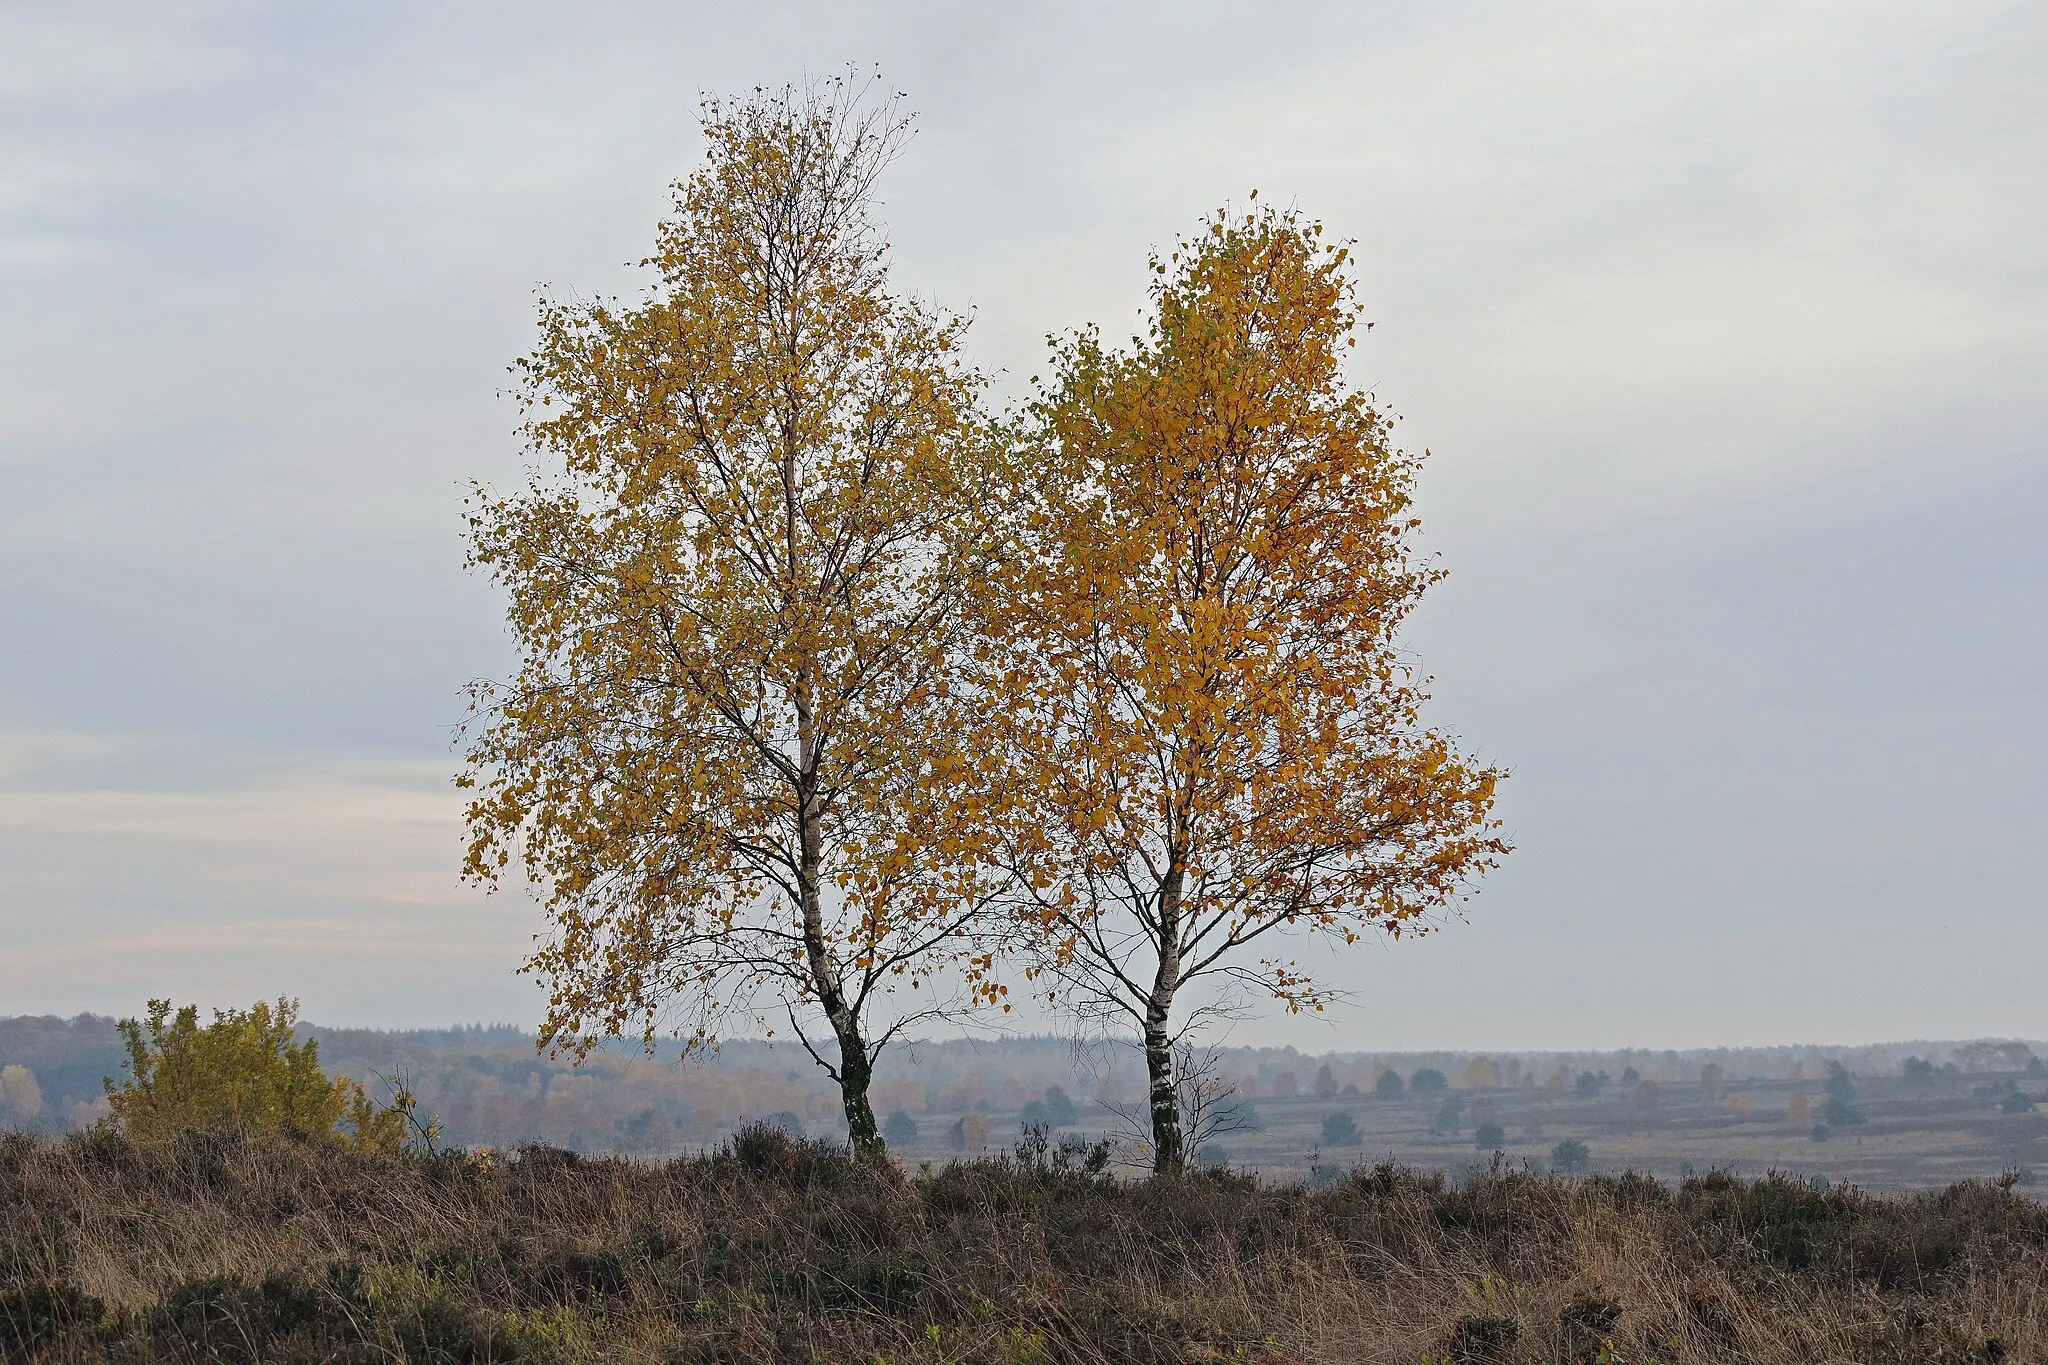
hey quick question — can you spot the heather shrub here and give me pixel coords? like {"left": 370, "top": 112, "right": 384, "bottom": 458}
{"left": 0, "top": 1128, "right": 2040, "bottom": 1362}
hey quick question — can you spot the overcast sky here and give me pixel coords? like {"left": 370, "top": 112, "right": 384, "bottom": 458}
{"left": 2, "top": 1, "right": 2042, "bottom": 1051}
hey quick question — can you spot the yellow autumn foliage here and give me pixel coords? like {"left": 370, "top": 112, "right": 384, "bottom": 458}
{"left": 984, "top": 202, "right": 1507, "bottom": 1170}
{"left": 104, "top": 998, "right": 401, "bottom": 1152}
{"left": 0, "top": 1064, "right": 43, "bottom": 1121}
{"left": 460, "top": 79, "right": 1004, "bottom": 1156}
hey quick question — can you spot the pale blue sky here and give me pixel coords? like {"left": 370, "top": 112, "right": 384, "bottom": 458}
{"left": 1, "top": 1, "right": 2042, "bottom": 1048}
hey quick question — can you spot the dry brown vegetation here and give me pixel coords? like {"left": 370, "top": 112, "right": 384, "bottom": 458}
{"left": 2, "top": 1127, "right": 2044, "bottom": 1363}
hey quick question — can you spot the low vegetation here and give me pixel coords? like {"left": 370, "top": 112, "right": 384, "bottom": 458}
{"left": 103, "top": 999, "right": 405, "bottom": 1152}
{"left": 14, "top": 1000, "right": 2042, "bottom": 1358}
{"left": 2, "top": 1126, "right": 2042, "bottom": 1363}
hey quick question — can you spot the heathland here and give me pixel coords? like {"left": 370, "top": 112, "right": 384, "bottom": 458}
{"left": 2, "top": 1125, "right": 2043, "bottom": 1362}
{"left": 6, "top": 1010, "right": 2044, "bottom": 1359}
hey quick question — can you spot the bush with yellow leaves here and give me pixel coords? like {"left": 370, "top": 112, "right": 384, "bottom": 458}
{"left": 104, "top": 997, "right": 403, "bottom": 1152}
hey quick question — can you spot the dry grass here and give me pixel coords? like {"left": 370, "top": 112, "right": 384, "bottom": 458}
{"left": 1, "top": 1126, "right": 2042, "bottom": 1363}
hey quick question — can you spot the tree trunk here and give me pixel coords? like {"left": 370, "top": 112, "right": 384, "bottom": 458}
{"left": 1143, "top": 995, "right": 1181, "bottom": 1174}
{"left": 1145, "top": 863, "right": 1186, "bottom": 1174}
{"left": 794, "top": 689, "right": 886, "bottom": 1161}
{"left": 834, "top": 1021, "right": 883, "bottom": 1158}
{"left": 795, "top": 828, "right": 884, "bottom": 1156}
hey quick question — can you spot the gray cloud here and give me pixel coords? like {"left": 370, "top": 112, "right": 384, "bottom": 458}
{"left": 1, "top": 1, "right": 2041, "bottom": 1045}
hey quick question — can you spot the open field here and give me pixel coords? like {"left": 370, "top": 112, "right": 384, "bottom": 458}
{"left": 3, "top": 1127, "right": 2046, "bottom": 1363}
{"left": 893, "top": 1072, "right": 2048, "bottom": 1194}
{"left": 7, "top": 1016, "right": 2045, "bottom": 1193}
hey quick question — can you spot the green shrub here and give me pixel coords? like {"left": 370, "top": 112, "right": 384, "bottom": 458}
{"left": 1409, "top": 1068, "right": 1447, "bottom": 1093}
{"left": 104, "top": 999, "right": 401, "bottom": 1151}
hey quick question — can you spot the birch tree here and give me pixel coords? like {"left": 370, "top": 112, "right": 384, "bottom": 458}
{"left": 460, "top": 81, "right": 1001, "bottom": 1157}
{"left": 993, "top": 203, "right": 1508, "bottom": 1172}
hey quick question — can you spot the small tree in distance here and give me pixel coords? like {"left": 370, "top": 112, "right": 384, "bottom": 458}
{"left": 1314, "top": 1063, "right": 1338, "bottom": 1097}
{"left": 0, "top": 1066, "right": 42, "bottom": 1122}
{"left": 1019, "top": 1085, "right": 1078, "bottom": 1131}
{"left": 1462, "top": 1056, "right": 1500, "bottom": 1089}
{"left": 1410, "top": 1068, "right": 1448, "bottom": 1094}
{"left": 1042, "top": 1086, "right": 1078, "bottom": 1126}
{"left": 1321, "top": 1111, "right": 1362, "bottom": 1146}
{"left": 1551, "top": 1137, "right": 1590, "bottom": 1173}
{"left": 1473, "top": 1120, "right": 1506, "bottom": 1149}
{"left": 1374, "top": 1069, "right": 1405, "bottom": 1099}
{"left": 1822, "top": 1062, "right": 1865, "bottom": 1127}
